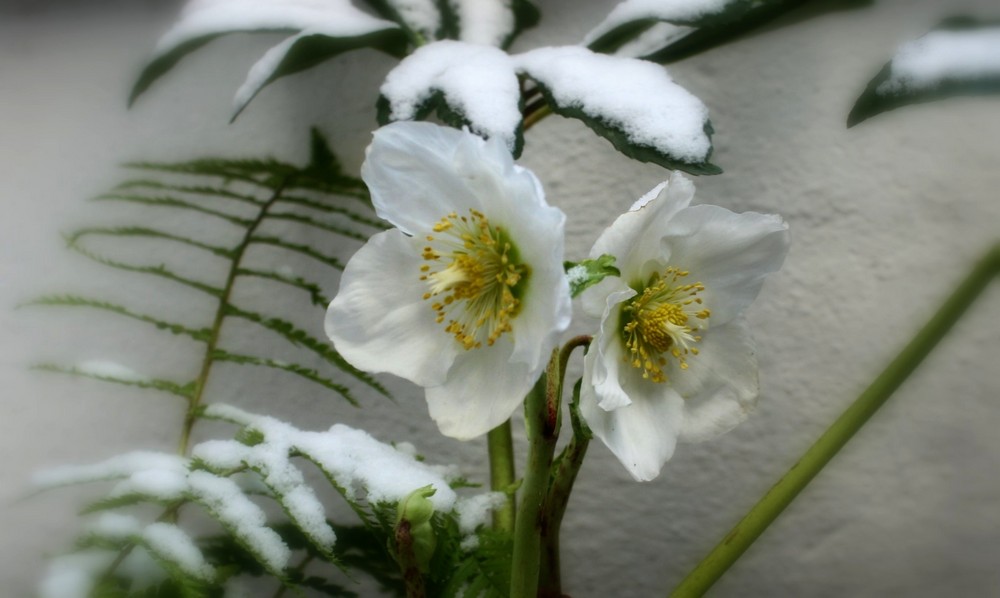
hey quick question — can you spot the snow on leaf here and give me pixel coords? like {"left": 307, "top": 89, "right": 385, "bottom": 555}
{"left": 849, "top": 18, "right": 1000, "bottom": 126}
{"left": 231, "top": 21, "right": 406, "bottom": 120}
{"left": 450, "top": 0, "right": 517, "bottom": 47}
{"left": 585, "top": 0, "right": 744, "bottom": 53}
{"left": 516, "top": 46, "right": 719, "bottom": 174}
{"left": 142, "top": 523, "right": 217, "bottom": 582}
{"left": 377, "top": 40, "right": 523, "bottom": 153}
{"left": 131, "top": 0, "right": 402, "bottom": 105}
{"left": 33, "top": 452, "right": 188, "bottom": 489}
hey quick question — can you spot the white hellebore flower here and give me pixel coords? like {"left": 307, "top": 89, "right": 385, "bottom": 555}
{"left": 580, "top": 173, "right": 789, "bottom": 481}
{"left": 326, "top": 122, "right": 572, "bottom": 440}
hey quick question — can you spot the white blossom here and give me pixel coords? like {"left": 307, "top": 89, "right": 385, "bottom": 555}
{"left": 326, "top": 122, "right": 571, "bottom": 439}
{"left": 580, "top": 173, "right": 789, "bottom": 480}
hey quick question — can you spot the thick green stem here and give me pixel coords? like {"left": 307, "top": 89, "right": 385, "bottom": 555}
{"left": 669, "top": 242, "right": 1000, "bottom": 597}
{"left": 539, "top": 379, "right": 592, "bottom": 598}
{"left": 488, "top": 420, "right": 517, "bottom": 533}
{"left": 510, "top": 361, "right": 559, "bottom": 598}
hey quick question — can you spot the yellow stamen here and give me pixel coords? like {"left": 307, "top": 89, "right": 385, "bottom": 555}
{"left": 421, "top": 209, "right": 529, "bottom": 350}
{"left": 621, "top": 267, "right": 709, "bottom": 383}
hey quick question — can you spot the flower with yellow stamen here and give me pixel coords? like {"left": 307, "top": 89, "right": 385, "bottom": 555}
{"left": 326, "top": 122, "right": 570, "bottom": 440}
{"left": 580, "top": 173, "right": 789, "bottom": 481}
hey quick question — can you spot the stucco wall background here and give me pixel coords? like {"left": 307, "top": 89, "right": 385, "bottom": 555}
{"left": 2, "top": 1, "right": 999, "bottom": 596}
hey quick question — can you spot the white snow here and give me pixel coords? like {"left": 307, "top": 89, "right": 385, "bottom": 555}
{"left": 454, "top": 492, "right": 506, "bottom": 534}
{"left": 142, "top": 523, "right": 216, "bottom": 581}
{"left": 380, "top": 40, "right": 522, "bottom": 151}
{"left": 232, "top": 14, "right": 400, "bottom": 117}
{"left": 109, "top": 469, "right": 189, "bottom": 500}
{"left": 76, "top": 360, "right": 147, "bottom": 382}
{"left": 33, "top": 451, "right": 188, "bottom": 488}
{"left": 451, "top": 0, "right": 516, "bottom": 47}
{"left": 156, "top": 0, "right": 398, "bottom": 55}
{"left": 878, "top": 27, "right": 1000, "bottom": 95}
{"left": 585, "top": 0, "right": 736, "bottom": 46}
{"left": 187, "top": 470, "right": 292, "bottom": 573}
{"left": 613, "top": 22, "right": 692, "bottom": 58}
{"left": 39, "top": 552, "right": 114, "bottom": 598}
{"left": 515, "top": 46, "right": 712, "bottom": 163}
{"left": 87, "top": 513, "right": 143, "bottom": 540}
{"left": 386, "top": 0, "right": 441, "bottom": 41}
{"left": 566, "top": 264, "right": 590, "bottom": 288}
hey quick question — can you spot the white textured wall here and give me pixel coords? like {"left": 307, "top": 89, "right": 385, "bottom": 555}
{"left": 2, "top": 1, "right": 999, "bottom": 596}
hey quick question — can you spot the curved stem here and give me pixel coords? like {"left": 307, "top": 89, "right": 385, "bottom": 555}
{"left": 522, "top": 102, "right": 553, "bottom": 132}
{"left": 487, "top": 420, "right": 516, "bottom": 532}
{"left": 669, "top": 242, "right": 1000, "bottom": 597}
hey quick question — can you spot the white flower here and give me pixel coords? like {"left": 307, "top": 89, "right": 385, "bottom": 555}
{"left": 580, "top": 173, "right": 789, "bottom": 481}
{"left": 326, "top": 122, "right": 572, "bottom": 440}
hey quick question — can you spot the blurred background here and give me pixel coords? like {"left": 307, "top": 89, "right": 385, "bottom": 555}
{"left": 2, "top": 0, "right": 999, "bottom": 596}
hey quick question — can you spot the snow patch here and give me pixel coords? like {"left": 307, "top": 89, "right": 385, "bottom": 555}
{"left": 585, "top": 0, "right": 737, "bottom": 46}
{"left": 878, "top": 27, "right": 1000, "bottom": 95}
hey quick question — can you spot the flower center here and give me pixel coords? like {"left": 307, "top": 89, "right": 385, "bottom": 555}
{"left": 420, "top": 209, "right": 529, "bottom": 350}
{"left": 621, "top": 267, "right": 710, "bottom": 383}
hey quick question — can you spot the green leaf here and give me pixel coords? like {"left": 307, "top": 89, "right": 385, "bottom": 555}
{"left": 210, "top": 350, "right": 358, "bottom": 406}
{"left": 530, "top": 80, "right": 721, "bottom": 175}
{"left": 848, "top": 17, "right": 1000, "bottom": 127}
{"left": 235, "top": 268, "right": 331, "bottom": 306}
{"left": 114, "top": 179, "right": 265, "bottom": 207}
{"left": 95, "top": 194, "right": 252, "bottom": 227}
{"left": 33, "top": 363, "right": 194, "bottom": 400}
{"left": 249, "top": 235, "right": 346, "bottom": 271}
{"left": 640, "top": 0, "right": 872, "bottom": 64}
{"left": 275, "top": 195, "right": 387, "bottom": 230}
{"left": 66, "top": 226, "right": 234, "bottom": 259}
{"left": 67, "top": 241, "right": 224, "bottom": 298}
{"left": 24, "top": 295, "right": 211, "bottom": 342}
{"left": 223, "top": 304, "right": 388, "bottom": 397}
{"left": 231, "top": 28, "right": 407, "bottom": 121}
{"left": 265, "top": 212, "right": 370, "bottom": 242}
{"left": 564, "top": 255, "right": 621, "bottom": 298}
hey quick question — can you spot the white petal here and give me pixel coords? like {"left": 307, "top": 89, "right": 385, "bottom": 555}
{"left": 670, "top": 319, "right": 759, "bottom": 442}
{"left": 582, "top": 285, "right": 636, "bottom": 411}
{"left": 326, "top": 230, "right": 460, "bottom": 386}
{"left": 580, "top": 370, "right": 685, "bottom": 481}
{"left": 589, "top": 172, "right": 695, "bottom": 279}
{"left": 662, "top": 204, "right": 789, "bottom": 325}
{"left": 579, "top": 275, "right": 630, "bottom": 319}
{"left": 425, "top": 343, "right": 537, "bottom": 440}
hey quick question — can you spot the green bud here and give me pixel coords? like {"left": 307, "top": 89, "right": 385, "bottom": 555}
{"left": 395, "top": 485, "right": 437, "bottom": 573}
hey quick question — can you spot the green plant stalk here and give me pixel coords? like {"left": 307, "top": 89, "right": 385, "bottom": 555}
{"left": 539, "top": 379, "right": 591, "bottom": 598}
{"left": 488, "top": 420, "right": 517, "bottom": 533}
{"left": 670, "top": 242, "right": 1000, "bottom": 598}
{"left": 510, "top": 362, "right": 559, "bottom": 598}
{"left": 178, "top": 179, "right": 289, "bottom": 455}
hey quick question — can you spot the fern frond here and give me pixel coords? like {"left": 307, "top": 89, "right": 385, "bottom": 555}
{"left": 32, "top": 363, "right": 194, "bottom": 400}
{"left": 248, "top": 235, "right": 345, "bottom": 270}
{"left": 67, "top": 242, "right": 224, "bottom": 298}
{"left": 25, "top": 295, "right": 210, "bottom": 342}
{"left": 125, "top": 159, "right": 301, "bottom": 190}
{"left": 223, "top": 304, "right": 387, "bottom": 397}
{"left": 66, "top": 226, "right": 234, "bottom": 259}
{"left": 115, "top": 179, "right": 266, "bottom": 207}
{"left": 275, "top": 195, "right": 386, "bottom": 229}
{"left": 235, "top": 268, "right": 330, "bottom": 306}
{"left": 95, "top": 194, "right": 253, "bottom": 227}
{"left": 265, "top": 212, "right": 370, "bottom": 242}
{"left": 209, "top": 350, "right": 358, "bottom": 406}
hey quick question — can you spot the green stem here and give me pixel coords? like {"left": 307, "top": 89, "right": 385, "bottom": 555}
{"left": 487, "top": 420, "right": 517, "bottom": 533}
{"left": 177, "top": 179, "right": 289, "bottom": 455}
{"left": 510, "top": 359, "right": 559, "bottom": 598}
{"left": 539, "top": 379, "right": 591, "bottom": 598}
{"left": 669, "top": 242, "right": 1000, "bottom": 597}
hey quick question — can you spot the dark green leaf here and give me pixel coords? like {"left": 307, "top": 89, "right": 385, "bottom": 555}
{"left": 249, "top": 235, "right": 346, "bottom": 270}
{"left": 848, "top": 17, "right": 1000, "bottom": 127}
{"left": 565, "top": 255, "right": 621, "bottom": 298}
{"left": 224, "top": 304, "right": 388, "bottom": 398}
{"left": 24, "top": 295, "right": 210, "bottom": 342}
{"left": 114, "top": 179, "right": 266, "bottom": 207}
{"left": 67, "top": 226, "right": 234, "bottom": 260}
{"left": 236, "top": 268, "right": 331, "bottom": 306}
{"left": 95, "top": 194, "right": 252, "bottom": 227}
{"left": 210, "top": 349, "right": 358, "bottom": 406}
{"left": 230, "top": 28, "right": 408, "bottom": 121}
{"left": 266, "top": 212, "right": 370, "bottom": 242}
{"left": 33, "top": 363, "right": 194, "bottom": 400}
{"left": 531, "top": 83, "right": 721, "bottom": 175}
